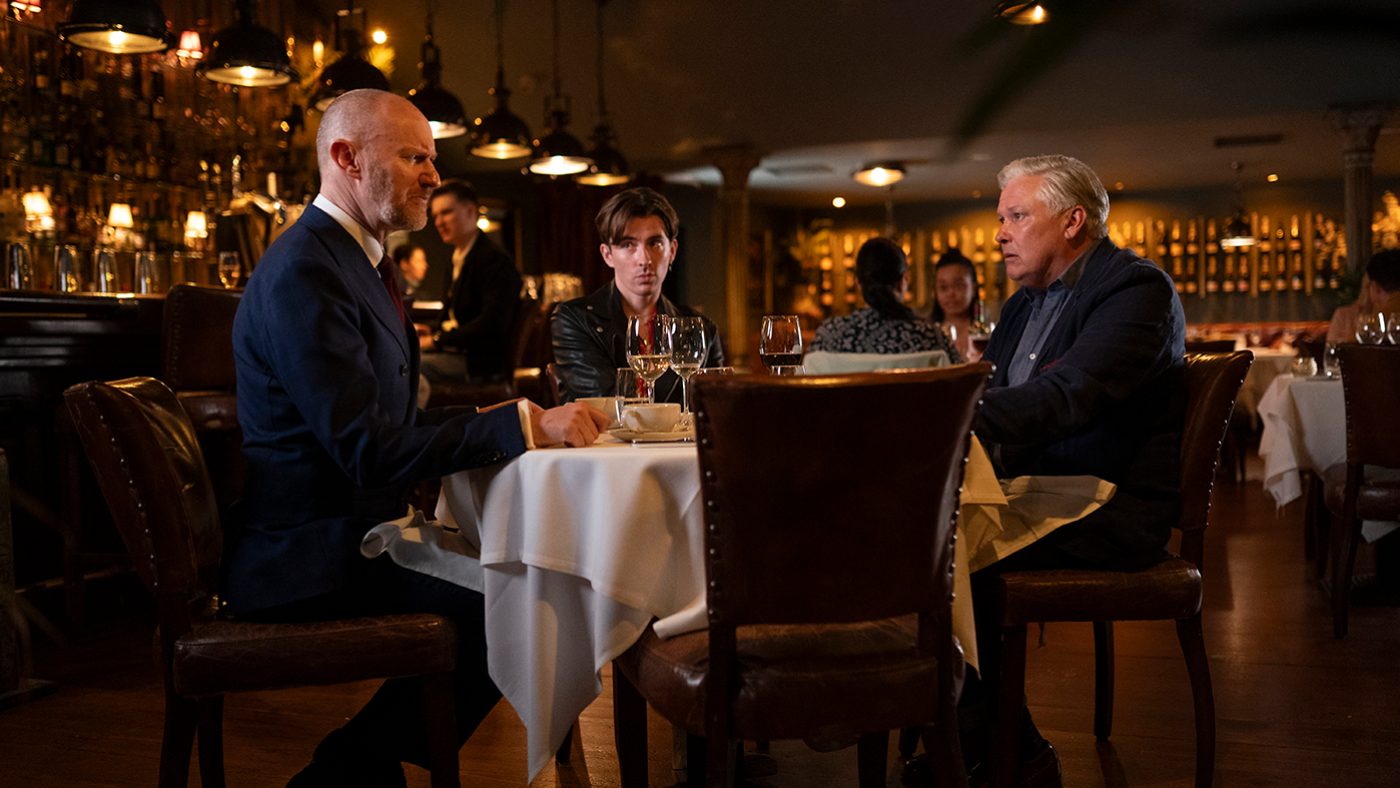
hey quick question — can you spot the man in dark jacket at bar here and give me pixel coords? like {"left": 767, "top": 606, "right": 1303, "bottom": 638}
{"left": 227, "top": 89, "right": 605, "bottom": 788}
{"left": 551, "top": 187, "right": 724, "bottom": 403}
{"left": 909, "top": 155, "right": 1185, "bottom": 788}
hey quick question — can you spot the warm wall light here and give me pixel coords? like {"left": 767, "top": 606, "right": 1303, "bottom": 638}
{"left": 176, "top": 30, "right": 204, "bottom": 59}
{"left": 22, "top": 189, "right": 52, "bottom": 218}
{"left": 108, "top": 203, "right": 134, "bottom": 229}
{"left": 832, "top": 197, "right": 846, "bottom": 208}
{"left": 995, "top": 2, "right": 1049, "bottom": 25}
{"left": 853, "top": 162, "right": 906, "bottom": 187}
{"left": 185, "top": 211, "right": 208, "bottom": 239}
{"left": 10, "top": 1, "right": 42, "bottom": 14}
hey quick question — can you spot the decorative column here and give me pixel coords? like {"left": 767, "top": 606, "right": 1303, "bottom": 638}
{"left": 703, "top": 144, "right": 761, "bottom": 367}
{"left": 1331, "top": 102, "right": 1393, "bottom": 274}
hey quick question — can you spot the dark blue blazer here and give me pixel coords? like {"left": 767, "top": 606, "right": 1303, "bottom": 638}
{"left": 225, "top": 204, "right": 528, "bottom": 615}
{"left": 978, "top": 239, "right": 1186, "bottom": 570}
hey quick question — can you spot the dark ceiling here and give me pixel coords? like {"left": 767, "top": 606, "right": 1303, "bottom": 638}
{"left": 313, "top": 0, "right": 1400, "bottom": 206}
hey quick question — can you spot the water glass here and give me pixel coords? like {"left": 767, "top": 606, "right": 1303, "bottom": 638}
{"left": 615, "top": 367, "right": 647, "bottom": 407}
{"left": 5, "top": 242, "right": 33, "bottom": 289}
{"left": 1323, "top": 343, "right": 1341, "bottom": 378}
{"left": 1357, "top": 312, "right": 1386, "bottom": 345}
{"left": 1387, "top": 311, "right": 1400, "bottom": 345}
{"left": 1290, "top": 353, "right": 1317, "bottom": 378}
{"left": 134, "top": 252, "right": 158, "bottom": 294}
{"left": 92, "top": 248, "right": 117, "bottom": 293}
{"left": 669, "top": 316, "right": 708, "bottom": 424}
{"left": 54, "top": 245, "right": 80, "bottom": 292}
{"left": 759, "top": 315, "right": 803, "bottom": 375}
{"left": 625, "top": 314, "right": 672, "bottom": 402}
{"left": 218, "top": 251, "right": 241, "bottom": 289}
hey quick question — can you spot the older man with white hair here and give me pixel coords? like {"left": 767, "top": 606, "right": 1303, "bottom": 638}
{"left": 227, "top": 89, "right": 607, "bottom": 787}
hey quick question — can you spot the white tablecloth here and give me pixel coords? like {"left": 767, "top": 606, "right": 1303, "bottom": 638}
{"left": 428, "top": 438, "right": 1113, "bottom": 782}
{"left": 1236, "top": 348, "right": 1298, "bottom": 424}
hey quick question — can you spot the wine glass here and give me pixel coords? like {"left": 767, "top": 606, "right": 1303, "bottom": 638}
{"left": 626, "top": 314, "right": 672, "bottom": 402}
{"left": 1357, "top": 312, "right": 1386, "bottom": 345}
{"left": 1387, "top": 312, "right": 1400, "bottom": 345}
{"left": 134, "top": 252, "right": 158, "bottom": 294}
{"left": 669, "top": 316, "right": 708, "bottom": 426}
{"left": 760, "top": 315, "right": 803, "bottom": 375}
{"left": 218, "top": 251, "right": 241, "bottom": 289}
{"left": 54, "top": 245, "right": 79, "bottom": 293}
{"left": 5, "top": 243, "right": 32, "bottom": 289}
{"left": 92, "top": 248, "right": 117, "bottom": 293}
{"left": 1323, "top": 343, "right": 1341, "bottom": 378}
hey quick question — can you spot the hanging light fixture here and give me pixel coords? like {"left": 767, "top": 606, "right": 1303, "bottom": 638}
{"left": 470, "top": 0, "right": 533, "bottom": 159}
{"left": 994, "top": 2, "right": 1050, "bottom": 25}
{"left": 853, "top": 162, "right": 906, "bottom": 187}
{"left": 176, "top": 30, "right": 205, "bottom": 60}
{"left": 199, "top": 0, "right": 297, "bottom": 87}
{"left": 407, "top": 1, "right": 468, "bottom": 139}
{"left": 59, "top": 0, "right": 174, "bottom": 54}
{"left": 311, "top": 1, "right": 390, "bottom": 111}
{"left": 529, "top": 0, "right": 592, "bottom": 175}
{"left": 1220, "top": 161, "right": 1256, "bottom": 249}
{"left": 578, "top": 0, "right": 630, "bottom": 186}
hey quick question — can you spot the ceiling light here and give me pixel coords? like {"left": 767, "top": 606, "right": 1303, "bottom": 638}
{"left": 311, "top": 3, "right": 390, "bottom": 111}
{"left": 577, "top": 0, "right": 631, "bottom": 186}
{"left": 1267, "top": 173, "right": 1280, "bottom": 182}
{"left": 853, "top": 162, "right": 906, "bottom": 187}
{"left": 199, "top": 0, "right": 297, "bottom": 87}
{"left": 529, "top": 0, "right": 592, "bottom": 176}
{"left": 407, "top": 2, "right": 468, "bottom": 139}
{"left": 59, "top": 0, "right": 174, "bottom": 54}
{"left": 371, "top": 29, "right": 387, "bottom": 45}
{"left": 832, "top": 197, "right": 846, "bottom": 208}
{"left": 471, "top": 2, "right": 532, "bottom": 159}
{"left": 995, "top": 2, "right": 1049, "bottom": 25}
{"left": 1221, "top": 161, "right": 1256, "bottom": 248}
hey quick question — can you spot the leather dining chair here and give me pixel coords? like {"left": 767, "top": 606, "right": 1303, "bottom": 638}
{"left": 611, "top": 364, "right": 993, "bottom": 788}
{"left": 1323, "top": 344, "right": 1400, "bottom": 638}
{"left": 64, "top": 378, "right": 462, "bottom": 788}
{"left": 989, "top": 350, "right": 1253, "bottom": 788}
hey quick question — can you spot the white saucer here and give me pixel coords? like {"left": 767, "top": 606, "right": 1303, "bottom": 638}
{"left": 608, "top": 426, "right": 695, "bottom": 443}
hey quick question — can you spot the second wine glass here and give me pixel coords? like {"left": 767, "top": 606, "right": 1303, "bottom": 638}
{"left": 760, "top": 315, "right": 803, "bottom": 375}
{"left": 626, "top": 314, "right": 672, "bottom": 402}
{"left": 670, "top": 316, "right": 708, "bottom": 425}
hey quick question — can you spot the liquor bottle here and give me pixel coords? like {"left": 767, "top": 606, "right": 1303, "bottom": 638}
{"left": 1289, "top": 216, "right": 1304, "bottom": 291}
{"left": 1183, "top": 221, "right": 1198, "bottom": 295}
{"left": 1236, "top": 232, "right": 1250, "bottom": 294}
{"left": 1274, "top": 227, "right": 1288, "bottom": 291}
{"left": 58, "top": 44, "right": 82, "bottom": 104}
{"left": 132, "top": 61, "right": 151, "bottom": 120}
{"left": 1205, "top": 220, "right": 1220, "bottom": 294}
{"left": 1155, "top": 220, "right": 1170, "bottom": 264}
{"left": 150, "top": 64, "right": 167, "bottom": 122}
{"left": 31, "top": 33, "right": 52, "bottom": 98}
{"left": 1257, "top": 216, "right": 1272, "bottom": 292}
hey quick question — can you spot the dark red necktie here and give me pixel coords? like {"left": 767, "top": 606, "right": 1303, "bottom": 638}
{"left": 376, "top": 256, "right": 406, "bottom": 325}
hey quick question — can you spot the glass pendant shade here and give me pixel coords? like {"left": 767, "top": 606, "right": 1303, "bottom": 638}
{"left": 1220, "top": 212, "right": 1255, "bottom": 248}
{"left": 471, "top": 78, "right": 533, "bottom": 159}
{"left": 407, "top": 35, "right": 467, "bottom": 139}
{"left": 577, "top": 121, "right": 630, "bottom": 186}
{"left": 199, "top": 0, "right": 296, "bottom": 87}
{"left": 59, "top": 0, "right": 173, "bottom": 54}
{"left": 311, "top": 29, "right": 390, "bottom": 111}
{"left": 530, "top": 104, "right": 591, "bottom": 175}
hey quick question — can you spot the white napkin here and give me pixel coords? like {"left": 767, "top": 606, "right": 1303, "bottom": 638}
{"left": 360, "top": 507, "right": 486, "bottom": 593}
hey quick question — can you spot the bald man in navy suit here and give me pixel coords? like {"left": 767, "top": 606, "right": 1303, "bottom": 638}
{"left": 227, "top": 89, "right": 607, "bottom": 787}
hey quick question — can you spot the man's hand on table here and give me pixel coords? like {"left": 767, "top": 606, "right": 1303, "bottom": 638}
{"left": 529, "top": 401, "right": 610, "bottom": 447}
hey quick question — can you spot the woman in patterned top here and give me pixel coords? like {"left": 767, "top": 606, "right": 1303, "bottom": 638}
{"left": 808, "top": 237, "right": 963, "bottom": 362}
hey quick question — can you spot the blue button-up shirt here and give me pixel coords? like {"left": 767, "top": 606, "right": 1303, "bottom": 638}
{"left": 1005, "top": 239, "right": 1099, "bottom": 387}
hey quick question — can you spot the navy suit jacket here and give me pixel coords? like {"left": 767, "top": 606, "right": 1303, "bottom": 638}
{"left": 436, "top": 234, "right": 522, "bottom": 380}
{"left": 225, "top": 204, "right": 528, "bottom": 615}
{"left": 978, "top": 239, "right": 1186, "bottom": 570}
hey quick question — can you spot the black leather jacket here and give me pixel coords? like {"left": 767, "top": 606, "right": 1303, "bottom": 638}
{"left": 551, "top": 282, "right": 724, "bottom": 404}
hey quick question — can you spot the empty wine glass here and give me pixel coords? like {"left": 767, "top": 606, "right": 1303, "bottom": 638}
{"left": 5, "top": 242, "right": 32, "bottom": 289}
{"left": 1323, "top": 343, "right": 1341, "bottom": 378}
{"left": 626, "top": 314, "right": 672, "bottom": 402}
{"left": 669, "top": 316, "right": 708, "bottom": 426}
{"left": 134, "top": 252, "right": 158, "bottom": 294}
{"left": 760, "top": 315, "right": 803, "bottom": 375}
{"left": 1357, "top": 312, "right": 1386, "bottom": 345}
{"left": 92, "top": 248, "right": 117, "bottom": 293}
{"left": 218, "top": 251, "right": 241, "bottom": 289}
{"left": 54, "top": 245, "right": 80, "bottom": 292}
{"left": 1387, "top": 312, "right": 1400, "bottom": 345}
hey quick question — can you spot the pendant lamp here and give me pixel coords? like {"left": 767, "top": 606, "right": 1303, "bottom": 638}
{"left": 577, "top": 0, "right": 630, "bottom": 186}
{"left": 470, "top": 0, "right": 532, "bottom": 159}
{"left": 529, "top": 0, "right": 591, "bottom": 175}
{"left": 199, "top": 0, "right": 296, "bottom": 87}
{"left": 853, "top": 162, "right": 906, "bottom": 187}
{"left": 59, "top": 0, "right": 173, "bottom": 54}
{"left": 311, "top": 1, "right": 390, "bottom": 111}
{"left": 407, "top": 2, "right": 468, "bottom": 139}
{"left": 994, "top": 2, "right": 1050, "bottom": 25}
{"left": 1220, "top": 162, "right": 1256, "bottom": 249}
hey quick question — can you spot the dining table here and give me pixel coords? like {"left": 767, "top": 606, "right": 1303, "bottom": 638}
{"left": 362, "top": 434, "right": 1115, "bottom": 782}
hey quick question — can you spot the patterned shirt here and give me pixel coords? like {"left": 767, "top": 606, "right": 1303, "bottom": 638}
{"left": 808, "top": 307, "right": 963, "bottom": 363}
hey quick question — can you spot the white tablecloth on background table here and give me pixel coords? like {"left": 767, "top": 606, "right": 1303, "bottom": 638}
{"left": 423, "top": 438, "right": 1113, "bottom": 782}
{"left": 1236, "top": 348, "right": 1298, "bottom": 425}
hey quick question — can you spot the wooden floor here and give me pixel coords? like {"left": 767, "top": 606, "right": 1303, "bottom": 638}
{"left": 4, "top": 466, "right": 1400, "bottom": 787}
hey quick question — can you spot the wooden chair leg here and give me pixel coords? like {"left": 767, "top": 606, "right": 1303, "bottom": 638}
{"left": 158, "top": 692, "right": 200, "bottom": 788}
{"left": 705, "top": 736, "right": 738, "bottom": 788}
{"left": 612, "top": 664, "right": 649, "bottom": 788}
{"left": 1176, "top": 614, "right": 1216, "bottom": 788}
{"left": 555, "top": 720, "right": 579, "bottom": 764}
{"left": 196, "top": 696, "right": 225, "bottom": 788}
{"left": 1303, "top": 471, "right": 1320, "bottom": 561}
{"left": 1332, "top": 507, "right": 1362, "bottom": 638}
{"left": 993, "top": 624, "right": 1027, "bottom": 788}
{"left": 1093, "top": 621, "right": 1115, "bottom": 742}
{"left": 856, "top": 730, "right": 889, "bottom": 788}
{"left": 897, "top": 725, "right": 922, "bottom": 759}
{"left": 421, "top": 672, "right": 460, "bottom": 788}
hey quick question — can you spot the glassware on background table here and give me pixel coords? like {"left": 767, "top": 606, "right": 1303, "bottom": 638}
{"left": 760, "top": 315, "right": 803, "bottom": 375}
{"left": 1323, "top": 343, "right": 1341, "bottom": 378}
{"left": 1387, "top": 312, "right": 1400, "bottom": 345}
{"left": 134, "top": 252, "right": 158, "bottom": 294}
{"left": 218, "top": 252, "right": 242, "bottom": 289}
{"left": 669, "top": 316, "right": 708, "bottom": 426}
{"left": 626, "top": 314, "right": 672, "bottom": 402}
{"left": 5, "top": 242, "right": 32, "bottom": 289}
{"left": 967, "top": 321, "right": 994, "bottom": 362}
{"left": 694, "top": 366, "right": 735, "bottom": 377}
{"left": 92, "top": 248, "right": 117, "bottom": 293}
{"left": 1290, "top": 351, "right": 1317, "bottom": 378}
{"left": 54, "top": 245, "right": 80, "bottom": 293}
{"left": 1357, "top": 312, "right": 1386, "bottom": 345}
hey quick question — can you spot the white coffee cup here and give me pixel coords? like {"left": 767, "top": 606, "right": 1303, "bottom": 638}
{"left": 620, "top": 402, "right": 682, "bottom": 433}
{"left": 579, "top": 396, "right": 622, "bottom": 427}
